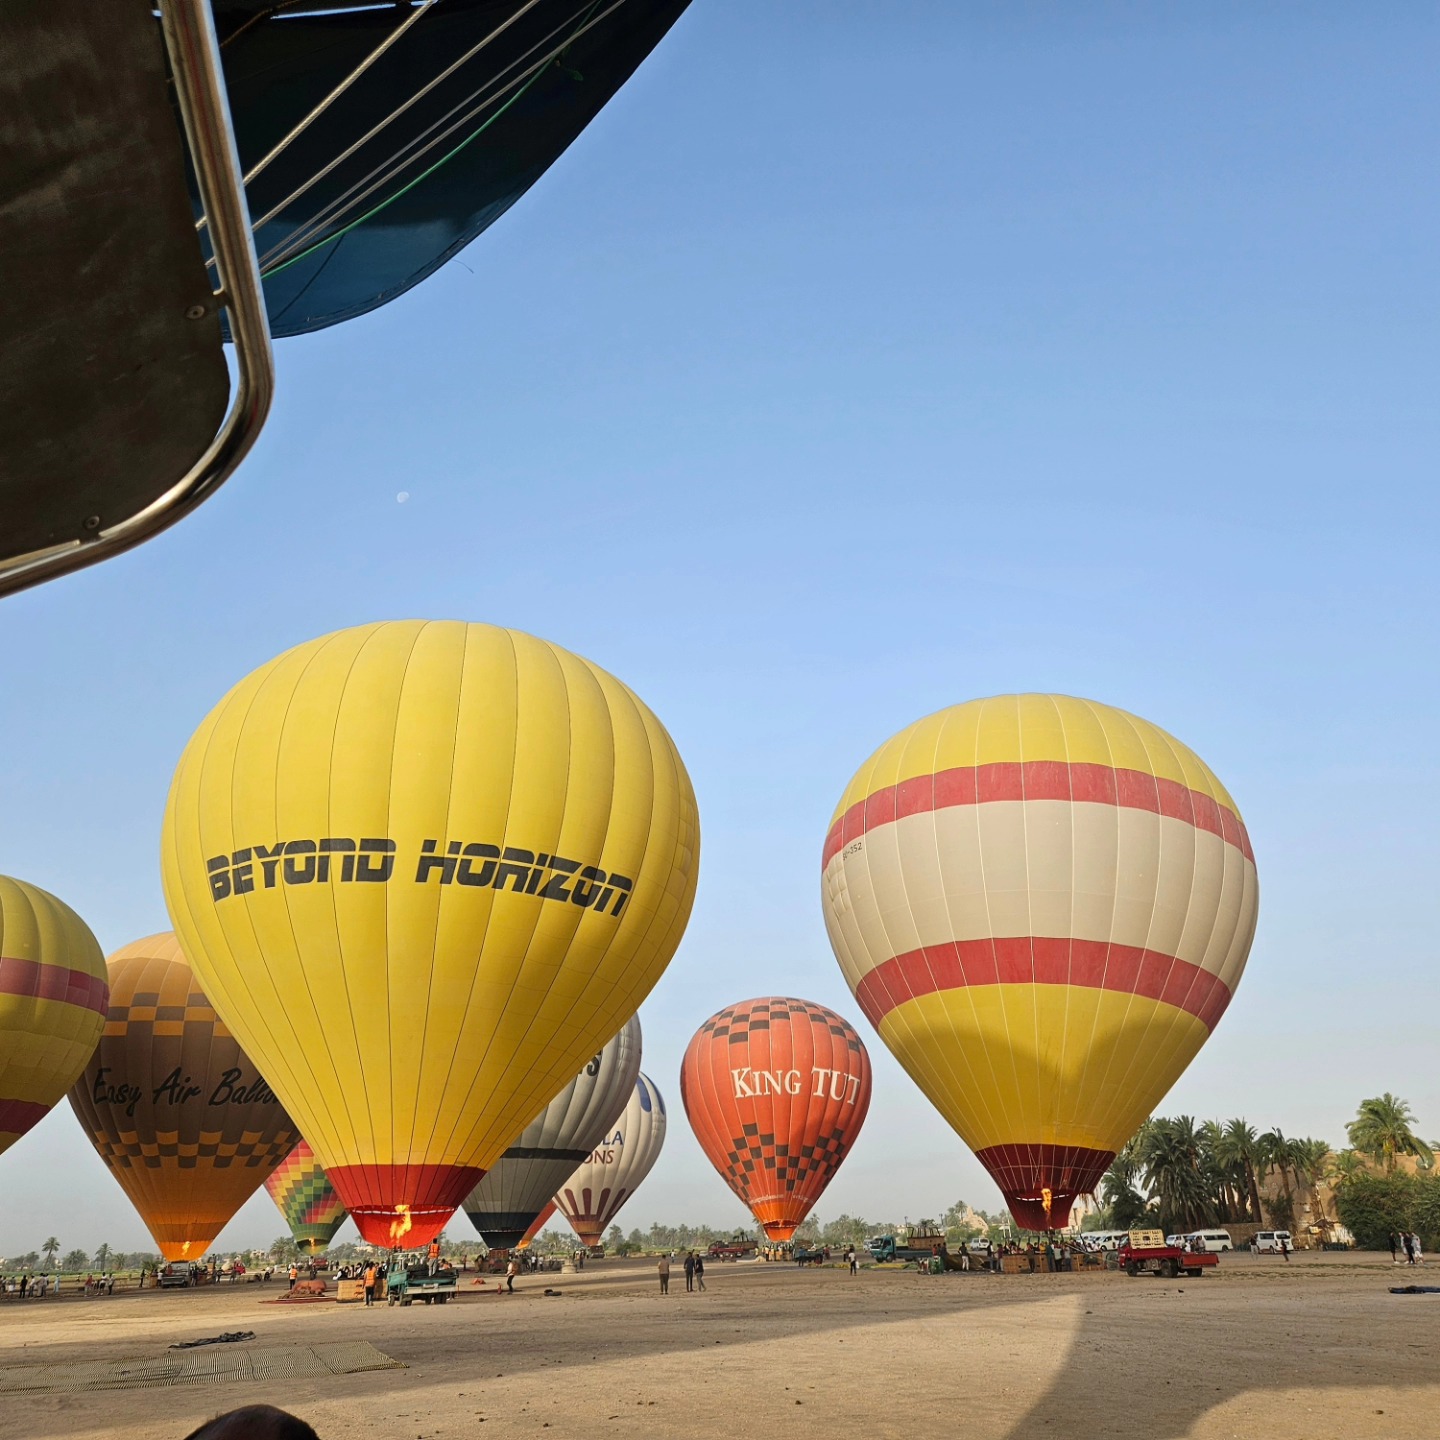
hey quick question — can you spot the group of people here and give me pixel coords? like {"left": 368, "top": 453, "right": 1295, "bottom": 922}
{"left": 1389, "top": 1231, "right": 1426, "bottom": 1265}
{"left": 2, "top": 1271, "right": 59, "bottom": 1297}
{"left": 655, "top": 1251, "right": 707, "bottom": 1294}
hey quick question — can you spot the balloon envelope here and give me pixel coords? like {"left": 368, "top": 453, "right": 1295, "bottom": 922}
{"left": 821, "top": 694, "right": 1258, "bottom": 1230}
{"left": 554, "top": 1072, "right": 666, "bottom": 1247}
{"left": 681, "top": 997, "right": 872, "bottom": 1242}
{"left": 0, "top": 875, "right": 108, "bottom": 1157}
{"left": 516, "top": 1201, "right": 557, "bottom": 1252}
{"left": 68, "top": 934, "right": 299, "bottom": 1260}
{"left": 266, "top": 1141, "right": 349, "bottom": 1253}
{"left": 161, "top": 621, "right": 699, "bottom": 1248}
{"left": 463, "top": 1014, "right": 641, "bottom": 1250}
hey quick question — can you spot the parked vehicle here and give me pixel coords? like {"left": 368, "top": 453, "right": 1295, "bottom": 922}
{"left": 867, "top": 1232, "right": 945, "bottom": 1263}
{"left": 1083, "top": 1231, "right": 1132, "bottom": 1251}
{"left": 1118, "top": 1230, "right": 1219, "bottom": 1279}
{"left": 792, "top": 1245, "right": 827, "bottom": 1266}
{"left": 1252, "top": 1231, "right": 1293, "bottom": 1254}
{"left": 1183, "top": 1230, "right": 1233, "bottom": 1253}
{"left": 708, "top": 1239, "right": 757, "bottom": 1261}
{"left": 386, "top": 1262, "right": 458, "bottom": 1306}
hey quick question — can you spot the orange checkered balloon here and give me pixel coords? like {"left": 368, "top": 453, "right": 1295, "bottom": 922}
{"left": 681, "top": 998, "right": 872, "bottom": 1242}
{"left": 67, "top": 934, "right": 299, "bottom": 1260}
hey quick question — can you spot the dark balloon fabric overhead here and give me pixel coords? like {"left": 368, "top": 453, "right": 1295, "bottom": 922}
{"left": 204, "top": 0, "right": 694, "bottom": 335}
{"left": 68, "top": 934, "right": 299, "bottom": 1260}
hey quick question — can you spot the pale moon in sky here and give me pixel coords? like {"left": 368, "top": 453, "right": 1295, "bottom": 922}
{"left": 396, "top": 491, "right": 410, "bottom": 504}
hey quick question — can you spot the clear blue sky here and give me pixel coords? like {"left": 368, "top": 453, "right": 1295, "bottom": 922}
{"left": 3, "top": 1, "right": 1438, "bottom": 1256}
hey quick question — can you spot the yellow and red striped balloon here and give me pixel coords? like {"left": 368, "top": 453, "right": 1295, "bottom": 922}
{"left": 821, "top": 695, "right": 1258, "bottom": 1230}
{"left": 0, "top": 875, "right": 108, "bottom": 1157}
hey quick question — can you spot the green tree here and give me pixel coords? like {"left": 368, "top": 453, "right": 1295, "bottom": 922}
{"left": 94, "top": 1244, "right": 113, "bottom": 1269}
{"left": 270, "top": 1236, "right": 299, "bottom": 1264}
{"left": 41, "top": 1236, "right": 60, "bottom": 1266}
{"left": 17, "top": 1251, "right": 39, "bottom": 1269}
{"left": 1326, "top": 1149, "right": 1368, "bottom": 1187}
{"left": 1334, "top": 1173, "right": 1421, "bottom": 1248}
{"left": 1216, "top": 1119, "right": 1265, "bottom": 1221}
{"left": 1141, "top": 1116, "right": 1209, "bottom": 1230}
{"left": 62, "top": 1249, "right": 89, "bottom": 1271}
{"left": 1347, "top": 1094, "right": 1435, "bottom": 1175}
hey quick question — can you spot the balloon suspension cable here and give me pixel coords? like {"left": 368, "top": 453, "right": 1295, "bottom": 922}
{"left": 257, "top": 0, "right": 616, "bottom": 278}
{"left": 228, "top": 0, "right": 552, "bottom": 260}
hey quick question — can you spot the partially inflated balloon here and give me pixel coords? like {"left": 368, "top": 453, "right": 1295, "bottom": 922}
{"left": 161, "top": 622, "right": 699, "bottom": 1247}
{"left": 822, "top": 695, "right": 1257, "bottom": 1230}
{"left": 554, "top": 1072, "right": 666, "bottom": 1247}
{"left": 463, "top": 1014, "right": 641, "bottom": 1250}
{"left": 68, "top": 934, "right": 298, "bottom": 1259}
{"left": 266, "top": 1141, "right": 349, "bottom": 1253}
{"left": 0, "top": 876, "right": 108, "bottom": 1157}
{"left": 517, "top": 1201, "right": 557, "bottom": 1251}
{"left": 681, "top": 997, "right": 872, "bottom": 1242}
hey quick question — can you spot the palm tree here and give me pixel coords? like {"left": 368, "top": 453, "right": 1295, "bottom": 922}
{"left": 1326, "top": 1149, "right": 1367, "bottom": 1187}
{"left": 1346, "top": 1094, "right": 1435, "bottom": 1174}
{"left": 41, "top": 1236, "right": 60, "bottom": 1267}
{"left": 1141, "top": 1116, "right": 1210, "bottom": 1230}
{"left": 94, "top": 1243, "right": 112, "bottom": 1269}
{"left": 1217, "top": 1119, "right": 1264, "bottom": 1221}
{"left": 1260, "top": 1129, "right": 1295, "bottom": 1207}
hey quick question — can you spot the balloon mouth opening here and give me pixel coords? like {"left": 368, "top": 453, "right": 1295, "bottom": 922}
{"left": 761, "top": 1223, "right": 798, "bottom": 1243}
{"left": 975, "top": 1142, "right": 1114, "bottom": 1232}
{"left": 329, "top": 1162, "right": 485, "bottom": 1248}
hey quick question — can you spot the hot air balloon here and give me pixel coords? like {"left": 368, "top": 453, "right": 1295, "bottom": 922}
{"left": 209, "top": 0, "right": 697, "bottom": 336}
{"left": 554, "top": 1072, "right": 666, "bottom": 1247}
{"left": 161, "top": 621, "right": 699, "bottom": 1249}
{"left": 266, "top": 1141, "right": 349, "bottom": 1254}
{"left": 67, "top": 933, "right": 299, "bottom": 1260}
{"left": 463, "top": 1014, "right": 641, "bottom": 1251}
{"left": 0, "top": 876, "right": 108, "bottom": 1158}
{"left": 680, "top": 997, "right": 872, "bottom": 1243}
{"left": 516, "top": 1201, "right": 557, "bottom": 1252}
{"left": 821, "top": 694, "right": 1258, "bottom": 1231}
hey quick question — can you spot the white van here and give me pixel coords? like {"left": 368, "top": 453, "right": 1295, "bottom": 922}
{"left": 1252, "top": 1230, "right": 1293, "bottom": 1253}
{"left": 1184, "top": 1230, "right": 1233, "bottom": 1253}
{"left": 1086, "top": 1231, "right": 1131, "bottom": 1251}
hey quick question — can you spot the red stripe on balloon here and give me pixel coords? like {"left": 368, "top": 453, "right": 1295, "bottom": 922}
{"left": 0, "top": 1097, "right": 50, "bottom": 1136}
{"left": 854, "top": 937, "right": 1232, "bottom": 1032}
{"left": 0, "top": 955, "right": 109, "bottom": 1015}
{"left": 973, "top": 1142, "right": 1116, "bottom": 1231}
{"left": 821, "top": 761, "right": 1253, "bottom": 869}
{"left": 327, "top": 1162, "right": 483, "bottom": 1248}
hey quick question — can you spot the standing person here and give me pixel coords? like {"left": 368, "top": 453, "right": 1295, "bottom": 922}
{"left": 505, "top": 1257, "right": 519, "bottom": 1294}
{"left": 1389, "top": 1232, "right": 1401, "bottom": 1265}
{"left": 846, "top": 1247, "right": 858, "bottom": 1276}
{"left": 1413, "top": 1233, "right": 1425, "bottom": 1265}
{"left": 683, "top": 1252, "right": 695, "bottom": 1293}
{"left": 363, "top": 1261, "right": 378, "bottom": 1307}
{"left": 1404, "top": 1232, "right": 1417, "bottom": 1266}
{"left": 694, "top": 1253, "right": 706, "bottom": 1292}
{"left": 657, "top": 1254, "right": 670, "bottom": 1295}
{"left": 1279, "top": 1236, "right": 1290, "bottom": 1263}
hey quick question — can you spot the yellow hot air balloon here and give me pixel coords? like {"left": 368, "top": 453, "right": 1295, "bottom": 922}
{"left": 821, "top": 694, "right": 1258, "bottom": 1230}
{"left": 68, "top": 934, "right": 298, "bottom": 1259}
{"left": 0, "top": 876, "right": 108, "bottom": 1157}
{"left": 161, "top": 621, "right": 699, "bottom": 1248}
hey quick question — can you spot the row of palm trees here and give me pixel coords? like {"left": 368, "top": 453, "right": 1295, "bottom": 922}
{"left": 1100, "top": 1095, "right": 1436, "bottom": 1232}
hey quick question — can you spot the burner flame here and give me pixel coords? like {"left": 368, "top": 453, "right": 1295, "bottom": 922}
{"left": 389, "top": 1204, "right": 413, "bottom": 1243}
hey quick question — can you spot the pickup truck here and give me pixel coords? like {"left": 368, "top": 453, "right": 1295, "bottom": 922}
{"left": 1118, "top": 1230, "right": 1219, "bottom": 1279}
{"left": 708, "top": 1240, "right": 756, "bottom": 1261}
{"left": 386, "top": 1263, "right": 458, "bottom": 1306}
{"left": 791, "top": 1245, "right": 827, "bottom": 1266}
{"left": 867, "top": 1235, "right": 944, "bottom": 1264}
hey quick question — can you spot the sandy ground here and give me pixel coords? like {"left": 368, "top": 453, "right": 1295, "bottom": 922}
{"left": 3, "top": 1250, "right": 1438, "bottom": 1440}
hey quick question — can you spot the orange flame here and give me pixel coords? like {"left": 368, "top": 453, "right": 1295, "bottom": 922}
{"left": 1041, "top": 1187, "right": 1053, "bottom": 1225}
{"left": 389, "top": 1204, "right": 413, "bottom": 1244}
{"left": 180, "top": 1241, "right": 191, "bottom": 1257}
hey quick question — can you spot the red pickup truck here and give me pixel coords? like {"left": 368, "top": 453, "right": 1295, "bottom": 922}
{"left": 1118, "top": 1231, "right": 1219, "bottom": 1278}
{"left": 707, "top": 1240, "right": 757, "bottom": 1261}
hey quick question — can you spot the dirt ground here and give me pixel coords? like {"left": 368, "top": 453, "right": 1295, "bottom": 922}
{"left": 3, "top": 1250, "right": 1437, "bottom": 1440}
